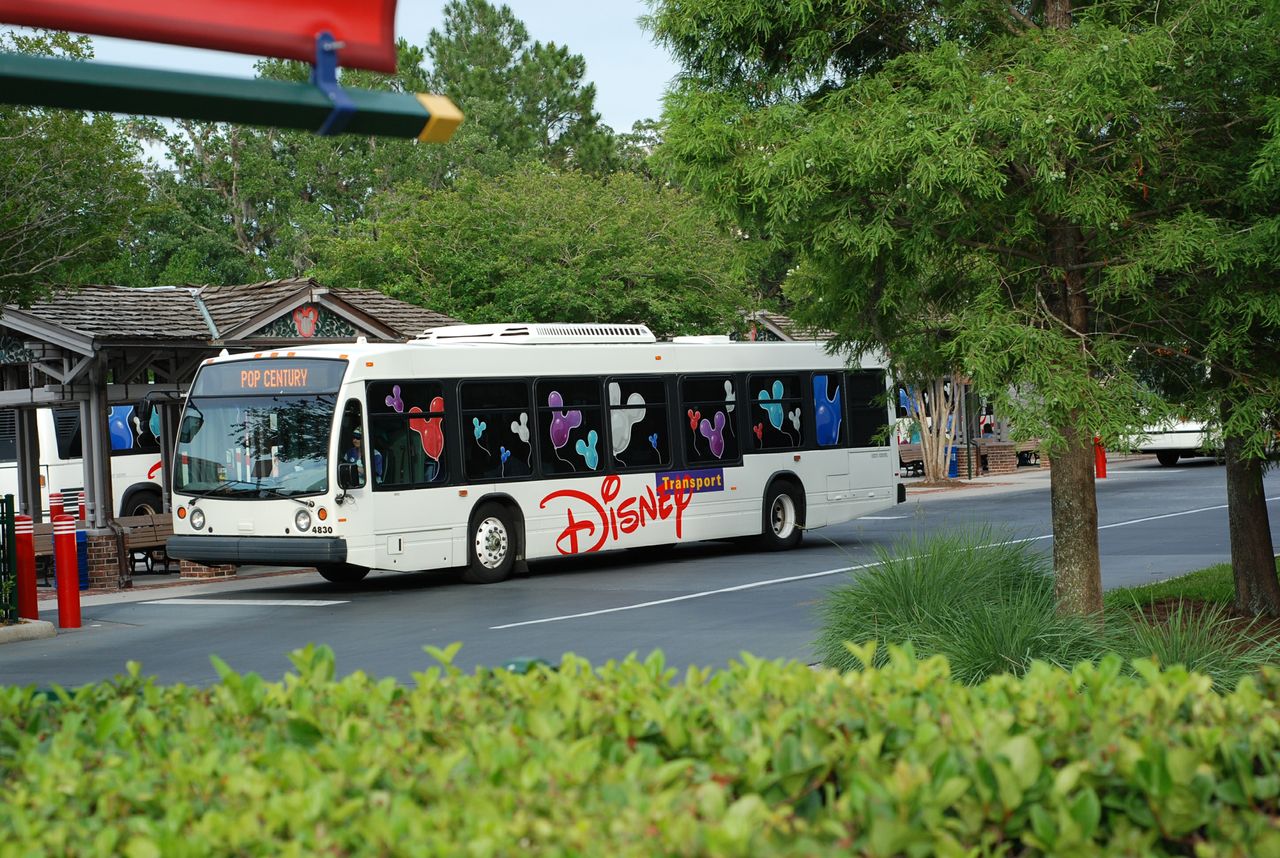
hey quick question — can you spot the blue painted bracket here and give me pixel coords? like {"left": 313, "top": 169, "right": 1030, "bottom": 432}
{"left": 312, "top": 31, "right": 355, "bottom": 136}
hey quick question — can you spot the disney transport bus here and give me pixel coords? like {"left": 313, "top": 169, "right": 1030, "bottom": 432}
{"left": 166, "top": 324, "right": 903, "bottom": 585}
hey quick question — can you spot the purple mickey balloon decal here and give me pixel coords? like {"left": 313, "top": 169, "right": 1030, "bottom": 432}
{"left": 385, "top": 384, "right": 405, "bottom": 413}
{"left": 547, "top": 391, "right": 583, "bottom": 449}
{"left": 699, "top": 411, "right": 727, "bottom": 458}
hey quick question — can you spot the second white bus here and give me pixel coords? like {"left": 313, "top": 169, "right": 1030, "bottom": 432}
{"left": 166, "top": 324, "right": 903, "bottom": 584}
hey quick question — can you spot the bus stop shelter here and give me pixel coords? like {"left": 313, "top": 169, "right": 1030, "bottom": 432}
{"left": 0, "top": 277, "right": 456, "bottom": 588}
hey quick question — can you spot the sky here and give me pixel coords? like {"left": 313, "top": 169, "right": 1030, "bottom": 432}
{"left": 77, "top": 1, "right": 681, "bottom": 134}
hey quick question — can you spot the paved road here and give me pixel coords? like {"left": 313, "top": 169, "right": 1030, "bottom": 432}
{"left": 3, "top": 457, "right": 1277, "bottom": 688}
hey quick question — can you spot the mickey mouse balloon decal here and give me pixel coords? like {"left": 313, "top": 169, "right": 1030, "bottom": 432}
{"left": 608, "top": 382, "right": 646, "bottom": 456}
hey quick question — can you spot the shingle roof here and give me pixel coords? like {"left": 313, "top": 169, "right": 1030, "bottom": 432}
{"left": 330, "top": 288, "right": 459, "bottom": 338}
{"left": 21, "top": 285, "right": 212, "bottom": 340}
{"left": 747, "top": 309, "right": 834, "bottom": 342}
{"left": 6, "top": 279, "right": 460, "bottom": 345}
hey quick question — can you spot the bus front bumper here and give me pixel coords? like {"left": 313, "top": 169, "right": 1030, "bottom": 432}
{"left": 167, "top": 536, "right": 347, "bottom": 567}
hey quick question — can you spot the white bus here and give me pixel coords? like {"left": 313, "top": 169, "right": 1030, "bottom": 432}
{"left": 166, "top": 324, "right": 903, "bottom": 584}
{"left": 0, "top": 405, "right": 166, "bottom": 517}
{"left": 1133, "top": 419, "right": 1218, "bottom": 466}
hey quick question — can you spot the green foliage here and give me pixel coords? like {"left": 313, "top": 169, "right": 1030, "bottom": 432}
{"left": 0, "top": 31, "right": 148, "bottom": 300}
{"left": 816, "top": 528, "right": 1101, "bottom": 681}
{"left": 312, "top": 164, "right": 756, "bottom": 336}
{"left": 4, "top": 645, "right": 1280, "bottom": 854}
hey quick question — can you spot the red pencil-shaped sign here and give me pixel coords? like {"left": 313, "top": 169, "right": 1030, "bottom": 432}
{"left": 0, "top": 0, "right": 398, "bottom": 73}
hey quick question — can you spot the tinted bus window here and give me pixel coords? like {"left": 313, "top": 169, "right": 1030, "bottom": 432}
{"left": 680, "top": 375, "right": 740, "bottom": 465}
{"left": 749, "top": 373, "right": 804, "bottom": 450}
{"left": 847, "top": 371, "right": 889, "bottom": 447}
{"left": 461, "top": 380, "right": 535, "bottom": 481}
{"left": 368, "top": 380, "right": 449, "bottom": 488}
{"left": 536, "top": 378, "right": 604, "bottom": 475}
{"left": 606, "top": 377, "right": 670, "bottom": 471}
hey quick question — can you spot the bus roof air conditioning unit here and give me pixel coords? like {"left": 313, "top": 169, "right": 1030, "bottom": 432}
{"left": 415, "top": 323, "right": 656, "bottom": 344}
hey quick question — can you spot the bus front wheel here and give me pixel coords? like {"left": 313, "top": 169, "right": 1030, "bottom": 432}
{"left": 1156, "top": 451, "right": 1180, "bottom": 467}
{"left": 760, "top": 481, "right": 804, "bottom": 551}
{"left": 317, "top": 564, "right": 369, "bottom": 586}
{"left": 463, "top": 502, "right": 516, "bottom": 584}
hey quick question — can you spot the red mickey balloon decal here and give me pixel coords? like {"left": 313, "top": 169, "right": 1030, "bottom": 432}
{"left": 687, "top": 409, "right": 701, "bottom": 430}
{"left": 409, "top": 396, "right": 446, "bottom": 461}
{"left": 753, "top": 423, "right": 763, "bottom": 442}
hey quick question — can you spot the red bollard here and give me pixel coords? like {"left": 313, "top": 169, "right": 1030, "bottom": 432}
{"left": 53, "top": 514, "right": 80, "bottom": 629}
{"left": 1094, "top": 436, "right": 1107, "bottom": 479}
{"left": 14, "top": 514, "right": 37, "bottom": 620}
{"left": 75, "top": 490, "right": 86, "bottom": 521}
{"left": 49, "top": 490, "right": 64, "bottom": 519}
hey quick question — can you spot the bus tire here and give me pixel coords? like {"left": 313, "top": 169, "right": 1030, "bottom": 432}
{"left": 463, "top": 502, "right": 517, "bottom": 584}
{"left": 123, "top": 487, "right": 163, "bottom": 516}
{"left": 759, "top": 480, "right": 804, "bottom": 551}
{"left": 317, "top": 564, "right": 369, "bottom": 585}
{"left": 1156, "top": 451, "right": 1180, "bottom": 467}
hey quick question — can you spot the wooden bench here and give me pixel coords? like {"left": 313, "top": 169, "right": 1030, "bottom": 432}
{"left": 115, "top": 514, "right": 173, "bottom": 575}
{"left": 898, "top": 442, "right": 925, "bottom": 477}
{"left": 32, "top": 522, "right": 55, "bottom": 586}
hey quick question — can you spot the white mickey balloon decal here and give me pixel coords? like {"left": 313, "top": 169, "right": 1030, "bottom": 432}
{"left": 724, "top": 379, "right": 735, "bottom": 413}
{"left": 510, "top": 412, "right": 531, "bottom": 443}
{"left": 789, "top": 408, "right": 801, "bottom": 432}
{"left": 608, "top": 382, "right": 647, "bottom": 456}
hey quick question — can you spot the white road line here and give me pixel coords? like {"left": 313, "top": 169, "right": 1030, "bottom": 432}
{"left": 490, "top": 494, "right": 1280, "bottom": 630}
{"left": 141, "top": 598, "right": 349, "bottom": 607}
{"left": 859, "top": 515, "right": 909, "bottom": 520}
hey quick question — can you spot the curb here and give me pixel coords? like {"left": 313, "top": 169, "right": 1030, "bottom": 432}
{"left": 0, "top": 618, "right": 57, "bottom": 645}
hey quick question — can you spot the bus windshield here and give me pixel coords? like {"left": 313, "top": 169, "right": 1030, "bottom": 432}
{"left": 174, "top": 359, "right": 346, "bottom": 499}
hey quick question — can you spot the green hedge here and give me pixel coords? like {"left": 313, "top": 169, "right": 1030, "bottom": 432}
{"left": 2, "top": 644, "right": 1279, "bottom": 856}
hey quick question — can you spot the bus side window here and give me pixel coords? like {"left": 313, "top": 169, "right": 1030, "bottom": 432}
{"left": 747, "top": 373, "right": 804, "bottom": 451}
{"left": 679, "top": 375, "right": 741, "bottom": 465}
{"left": 847, "top": 371, "right": 890, "bottom": 448}
{"left": 337, "top": 400, "right": 367, "bottom": 488}
{"left": 536, "top": 378, "right": 604, "bottom": 476}
{"left": 367, "top": 381, "right": 448, "bottom": 489}
{"left": 606, "top": 377, "right": 670, "bottom": 471}
{"left": 461, "top": 380, "right": 534, "bottom": 481}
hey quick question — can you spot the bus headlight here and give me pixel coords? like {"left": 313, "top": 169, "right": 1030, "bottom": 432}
{"left": 295, "top": 509, "right": 312, "bottom": 532}
{"left": 190, "top": 508, "right": 206, "bottom": 531}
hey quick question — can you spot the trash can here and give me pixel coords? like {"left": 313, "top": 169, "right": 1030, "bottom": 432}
{"left": 947, "top": 446, "right": 959, "bottom": 478}
{"left": 75, "top": 529, "right": 88, "bottom": 591}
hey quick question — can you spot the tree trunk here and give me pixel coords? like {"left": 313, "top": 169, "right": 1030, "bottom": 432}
{"left": 1051, "top": 420, "right": 1103, "bottom": 615}
{"left": 1223, "top": 431, "right": 1280, "bottom": 616}
{"left": 908, "top": 375, "right": 960, "bottom": 482}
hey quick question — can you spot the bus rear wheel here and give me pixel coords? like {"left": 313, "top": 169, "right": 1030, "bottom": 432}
{"left": 759, "top": 481, "right": 804, "bottom": 551}
{"left": 317, "top": 564, "right": 369, "bottom": 585}
{"left": 1156, "top": 451, "right": 1180, "bottom": 467}
{"left": 463, "top": 502, "right": 516, "bottom": 584}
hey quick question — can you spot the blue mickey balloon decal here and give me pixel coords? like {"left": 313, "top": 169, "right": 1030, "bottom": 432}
{"left": 500, "top": 446, "right": 511, "bottom": 464}
{"left": 472, "top": 416, "right": 487, "bottom": 440}
{"left": 814, "top": 376, "right": 843, "bottom": 446}
{"left": 148, "top": 406, "right": 161, "bottom": 439}
{"left": 757, "top": 379, "right": 786, "bottom": 430}
{"left": 575, "top": 429, "right": 599, "bottom": 470}
{"left": 108, "top": 406, "right": 133, "bottom": 451}
{"left": 649, "top": 432, "right": 659, "bottom": 451}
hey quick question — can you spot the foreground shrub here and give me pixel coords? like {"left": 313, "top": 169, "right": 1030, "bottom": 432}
{"left": 816, "top": 528, "right": 1102, "bottom": 679}
{"left": 3, "top": 645, "right": 1280, "bottom": 855}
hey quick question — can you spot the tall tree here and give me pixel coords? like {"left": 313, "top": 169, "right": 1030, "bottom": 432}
{"left": 0, "top": 31, "right": 146, "bottom": 301}
{"left": 647, "top": 0, "right": 1280, "bottom": 615}
{"left": 311, "top": 164, "right": 756, "bottom": 337}
{"left": 426, "top": 0, "right": 616, "bottom": 171}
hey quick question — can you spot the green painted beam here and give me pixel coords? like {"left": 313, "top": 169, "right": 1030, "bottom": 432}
{"left": 0, "top": 51, "right": 462, "bottom": 141}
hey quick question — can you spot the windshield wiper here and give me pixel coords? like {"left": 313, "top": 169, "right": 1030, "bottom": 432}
{"left": 255, "top": 485, "right": 315, "bottom": 508}
{"left": 183, "top": 478, "right": 257, "bottom": 502}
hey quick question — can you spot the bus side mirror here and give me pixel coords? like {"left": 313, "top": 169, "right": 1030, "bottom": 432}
{"left": 337, "top": 462, "right": 361, "bottom": 489}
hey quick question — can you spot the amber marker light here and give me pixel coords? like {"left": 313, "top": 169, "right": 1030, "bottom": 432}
{"left": 176, "top": 507, "right": 187, "bottom": 519}
{"left": 317, "top": 508, "right": 328, "bottom": 521}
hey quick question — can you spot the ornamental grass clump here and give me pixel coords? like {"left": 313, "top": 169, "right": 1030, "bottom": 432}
{"left": 1106, "top": 599, "right": 1280, "bottom": 693}
{"left": 815, "top": 528, "right": 1103, "bottom": 679}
